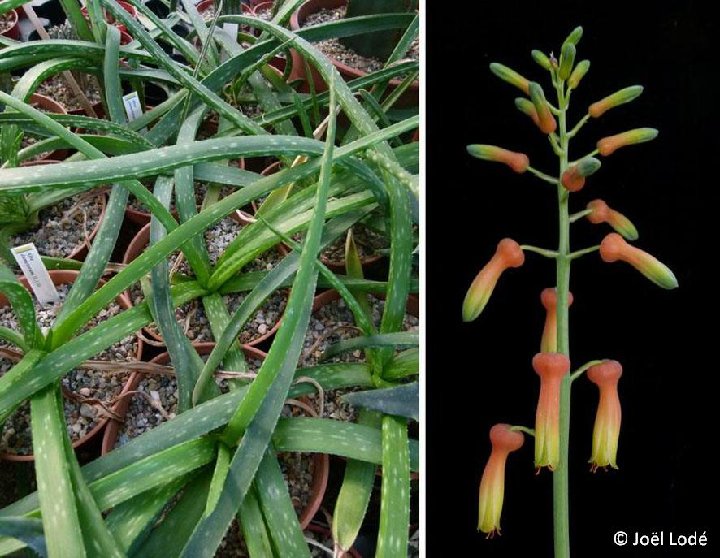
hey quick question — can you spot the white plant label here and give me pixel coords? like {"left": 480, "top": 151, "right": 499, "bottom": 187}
{"left": 122, "top": 91, "right": 143, "bottom": 122}
{"left": 11, "top": 243, "right": 60, "bottom": 305}
{"left": 223, "top": 23, "right": 239, "bottom": 41}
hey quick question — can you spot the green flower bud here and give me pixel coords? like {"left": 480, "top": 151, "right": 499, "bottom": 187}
{"left": 589, "top": 85, "right": 644, "bottom": 118}
{"left": 559, "top": 42, "right": 576, "bottom": 81}
{"left": 565, "top": 26, "right": 583, "bottom": 45}
{"left": 567, "top": 60, "right": 590, "bottom": 89}
{"left": 489, "top": 63, "right": 530, "bottom": 94}
{"left": 531, "top": 49, "right": 552, "bottom": 71}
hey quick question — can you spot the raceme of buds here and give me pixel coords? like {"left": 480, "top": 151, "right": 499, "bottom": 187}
{"left": 567, "top": 59, "right": 590, "bottom": 89}
{"left": 589, "top": 85, "right": 644, "bottom": 118}
{"left": 559, "top": 41, "right": 576, "bottom": 80}
{"left": 600, "top": 233, "right": 678, "bottom": 289}
{"left": 597, "top": 128, "right": 658, "bottom": 156}
{"left": 540, "top": 288, "right": 574, "bottom": 353}
{"left": 478, "top": 424, "right": 525, "bottom": 536}
{"left": 587, "top": 361, "right": 623, "bottom": 471}
{"left": 462, "top": 238, "right": 525, "bottom": 322}
{"left": 531, "top": 49, "right": 552, "bottom": 71}
{"left": 490, "top": 62, "right": 530, "bottom": 94}
{"left": 587, "top": 199, "right": 639, "bottom": 240}
{"left": 466, "top": 145, "right": 530, "bottom": 173}
{"left": 528, "top": 82, "right": 557, "bottom": 134}
{"left": 533, "top": 353, "right": 570, "bottom": 469}
{"left": 560, "top": 157, "right": 601, "bottom": 192}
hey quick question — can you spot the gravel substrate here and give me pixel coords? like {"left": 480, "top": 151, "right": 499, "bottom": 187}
{"left": 304, "top": 7, "right": 420, "bottom": 74}
{"left": 13, "top": 191, "right": 104, "bottom": 258}
{"left": 0, "top": 284, "right": 139, "bottom": 456}
{"left": 37, "top": 73, "right": 102, "bottom": 112}
{"left": 320, "top": 223, "right": 388, "bottom": 266}
{"left": 130, "top": 217, "right": 288, "bottom": 344}
{"left": 0, "top": 12, "right": 15, "bottom": 35}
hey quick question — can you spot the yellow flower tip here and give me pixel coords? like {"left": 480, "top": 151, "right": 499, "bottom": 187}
{"left": 600, "top": 233, "right": 678, "bottom": 289}
{"left": 462, "top": 239, "right": 524, "bottom": 322}
{"left": 478, "top": 424, "right": 524, "bottom": 535}
{"left": 587, "top": 361, "right": 623, "bottom": 471}
{"left": 489, "top": 62, "right": 530, "bottom": 94}
{"left": 597, "top": 128, "right": 658, "bottom": 156}
{"left": 587, "top": 199, "right": 639, "bottom": 240}
{"left": 466, "top": 144, "right": 530, "bottom": 173}
{"left": 588, "top": 85, "right": 644, "bottom": 118}
{"left": 532, "top": 353, "right": 570, "bottom": 469}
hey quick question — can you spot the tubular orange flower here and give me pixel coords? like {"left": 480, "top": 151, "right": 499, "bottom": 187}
{"left": 597, "top": 128, "right": 658, "bottom": 156}
{"left": 540, "top": 289, "right": 574, "bottom": 353}
{"left": 489, "top": 62, "right": 530, "bottom": 94}
{"left": 587, "top": 199, "right": 638, "bottom": 240}
{"left": 478, "top": 424, "right": 525, "bottom": 536}
{"left": 588, "top": 85, "right": 644, "bottom": 118}
{"left": 587, "top": 361, "right": 623, "bottom": 471}
{"left": 462, "top": 239, "right": 524, "bottom": 321}
{"left": 533, "top": 353, "right": 570, "bottom": 469}
{"left": 466, "top": 145, "right": 530, "bottom": 173}
{"left": 529, "top": 82, "right": 557, "bottom": 134}
{"left": 600, "top": 233, "right": 678, "bottom": 289}
{"left": 560, "top": 157, "right": 601, "bottom": 192}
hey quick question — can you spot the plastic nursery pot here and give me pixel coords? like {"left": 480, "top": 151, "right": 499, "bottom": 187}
{"left": 100, "top": 342, "right": 330, "bottom": 530}
{"left": 0, "top": 270, "right": 143, "bottom": 462}
{"left": 0, "top": 9, "right": 19, "bottom": 39}
{"left": 15, "top": 160, "right": 107, "bottom": 261}
{"left": 26, "top": 93, "right": 69, "bottom": 161}
{"left": 122, "top": 223, "right": 286, "bottom": 348}
{"left": 289, "top": 0, "right": 419, "bottom": 106}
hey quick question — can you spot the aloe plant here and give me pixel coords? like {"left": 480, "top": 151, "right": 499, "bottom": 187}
{"left": 0, "top": 0, "right": 420, "bottom": 555}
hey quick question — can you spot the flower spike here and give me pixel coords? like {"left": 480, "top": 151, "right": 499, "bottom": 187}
{"left": 529, "top": 82, "right": 557, "bottom": 134}
{"left": 589, "top": 86, "right": 644, "bottom": 118}
{"left": 597, "top": 128, "right": 658, "bottom": 156}
{"left": 600, "top": 233, "right": 678, "bottom": 289}
{"left": 540, "top": 289, "right": 574, "bottom": 353}
{"left": 560, "top": 157, "right": 601, "bottom": 192}
{"left": 587, "top": 361, "right": 623, "bottom": 471}
{"left": 489, "top": 63, "right": 530, "bottom": 94}
{"left": 462, "top": 239, "right": 524, "bottom": 321}
{"left": 478, "top": 424, "right": 525, "bottom": 536}
{"left": 533, "top": 353, "right": 570, "bottom": 469}
{"left": 587, "top": 200, "right": 639, "bottom": 240}
{"left": 466, "top": 145, "right": 530, "bottom": 173}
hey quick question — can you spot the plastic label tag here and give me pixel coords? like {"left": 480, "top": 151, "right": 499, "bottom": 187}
{"left": 11, "top": 243, "right": 60, "bottom": 305}
{"left": 122, "top": 91, "right": 143, "bottom": 122}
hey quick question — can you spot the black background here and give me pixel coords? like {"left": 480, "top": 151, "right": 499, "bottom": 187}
{"left": 427, "top": 1, "right": 716, "bottom": 556}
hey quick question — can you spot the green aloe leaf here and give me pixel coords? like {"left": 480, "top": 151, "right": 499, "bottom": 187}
{"left": 0, "top": 517, "right": 46, "bottom": 557}
{"left": 383, "top": 348, "right": 419, "bottom": 380}
{"left": 343, "top": 383, "right": 419, "bottom": 421}
{"left": 0, "top": 264, "right": 38, "bottom": 349}
{"left": 238, "top": 485, "right": 274, "bottom": 558}
{"left": 323, "top": 332, "right": 419, "bottom": 360}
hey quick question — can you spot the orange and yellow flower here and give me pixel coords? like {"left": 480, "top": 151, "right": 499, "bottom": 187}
{"left": 599, "top": 233, "right": 678, "bottom": 289}
{"left": 587, "top": 360, "right": 623, "bottom": 471}
{"left": 533, "top": 353, "right": 570, "bottom": 469}
{"left": 462, "top": 239, "right": 525, "bottom": 321}
{"left": 478, "top": 424, "right": 525, "bottom": 536}
{"left": 588, "top": 85, "right": 644, "bottom": 118}
{"left": 540, "top": 288, "right": 574, "bottom": 353}
{"left": 466, "top": 145, "right": 530, "bottom": 173}
{"left": 587, "top": 199, "right": 638, "bottom": 240}
{"left": 597, "top": 128, "right": 658, "bottom": 156}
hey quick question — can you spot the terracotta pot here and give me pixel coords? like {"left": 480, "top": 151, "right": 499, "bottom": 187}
{"left": 26, "top": 93, "right": 69, "bottom": 161}
{"left": 289, "top": 0, "right": 419, "bottom": 106}
{"left": 0, "top": 270, "right": 143, "bottom": 461}
{"left": 100, "top": 341, "right": 329, "bottom": 529}
{"left": 16, "top": 160, "right": 107, "bottom": 261}
{"left": 0, "top": 9, "right": 20, "bottom": 40}
{"left": 319, "top": 225, "right": 387, "bottom": 274}
{"left": 122, "top": 223, "right": 285, "bottom": 347}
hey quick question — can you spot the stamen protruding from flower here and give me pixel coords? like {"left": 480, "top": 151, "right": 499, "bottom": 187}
{"left": 560, "top": 157, "right": 601, "bottom": 192}
{"left": 533, "top": 353, "right": 571, "bottom": 469}
{"left": 463, "top": 239, "right": 525, "bottom": 321}
{"left": 478, "top": 424, "right": 525, "bottom": 536}
{"left": 600, "top": 233, "right": 678, "bottom": 289}
{"left": 529, "top": 82, "right": 557, "bottom": 134}
{"left": 587, "top": 361, "right": 623, "bottom": 471}
{"left": 490, "top": 63, "right": 530, "bottom": 94}
{"left": 466, "top": 145, "right": 530, "bottom": 173}
{"left": 540, "top": 289, "right": 574, "bottom": 353}
{"left": 587, "top": 200, "right": 639, "bottom": 240}
{"left": 597, "top": 128, "right": 658, "bottom": 156}
{"left": 589, "top": 86, "right": 644, "bottom": 118}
